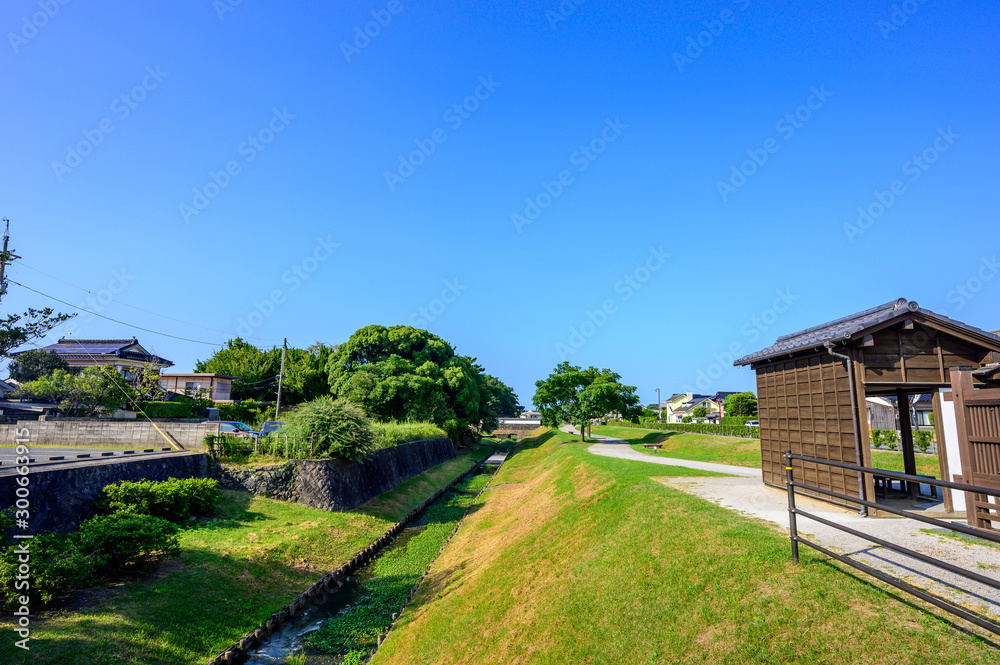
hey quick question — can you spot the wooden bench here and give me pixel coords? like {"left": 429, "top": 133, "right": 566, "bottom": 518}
{"left": 642, "top": 443, "right": 661, "bottom": 452}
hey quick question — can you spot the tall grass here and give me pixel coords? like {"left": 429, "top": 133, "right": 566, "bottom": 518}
{"left": 371, "top": 421, "right": 447, "bottom": 449}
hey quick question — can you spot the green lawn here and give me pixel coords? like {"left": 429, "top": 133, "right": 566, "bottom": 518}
{"left": 0, "top": 444, "right": 489, "bottom": 665}
{"left": 374, "top": 429, "right": 996, "bottom": 664}
{"left": 594, "top": 424, "right": 942, "bottom": 477}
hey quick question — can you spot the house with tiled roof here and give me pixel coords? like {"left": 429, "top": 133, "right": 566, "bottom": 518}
{"left": 15, "top": 337, "right": 173, "bottom": 381}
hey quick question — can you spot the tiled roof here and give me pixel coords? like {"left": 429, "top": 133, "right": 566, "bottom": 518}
{"left": 25, "top": 337, "right": 173, "bottom": 367}
{"left": 734, "top": 298, "right": 1000, "bottom": 366}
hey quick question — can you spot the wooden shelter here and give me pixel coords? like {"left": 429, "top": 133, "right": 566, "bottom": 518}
{"left": 734, "top": 298, "right": 1000, "bottom": 516}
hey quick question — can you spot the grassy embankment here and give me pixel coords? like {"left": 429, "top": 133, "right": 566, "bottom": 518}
{"left": 593, "top": 424, "right": 942, "bottom": 476}
{"left": 374, "top": 428, "right": 996, "bottom": 665}
{"left": 0, "top": 444, "right": 490, "bottom": 665}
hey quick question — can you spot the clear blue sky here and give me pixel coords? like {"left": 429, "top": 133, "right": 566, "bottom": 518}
{"left": 2, "top": 0, "right": 998, "bottom": 408}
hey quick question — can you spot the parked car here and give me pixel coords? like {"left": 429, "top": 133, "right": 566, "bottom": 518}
{"left": 208, "top": 421, "right": 261, "bottom": 438}
{"left": 745, "top": 420, "right": 760, "bottom": 427}
{"left": 259, "top": 420, "right": 286, "bottom": 437}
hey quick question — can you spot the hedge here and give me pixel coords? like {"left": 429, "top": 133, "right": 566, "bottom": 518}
{"left": 97, "top": 478, "right": 221, "bottom": 522}
{"left": 139, "top": 400, "right": 193, "bottom": 418}
{"left": 614, "top": 419, "right": 760, "bottom": 439}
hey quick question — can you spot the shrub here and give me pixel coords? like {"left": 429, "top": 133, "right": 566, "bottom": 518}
{"left": 139, "top": 400, "right": 193, "bottom": 418}
{"left": 281, "top": 396, "right": 375, "bottom": 460}
{"left": 219, "top": 399, "right": 270, "bottom": 429}
{"left": 681, "top": 416, "right": 693, "bottom": 423}
{"left": 77, "top": 513, "right": 180, "bottom": 570}
{"left": 870, "top": 429, "right": 899, "bottom": 450}
{"left": 914, "top": 430, "right": 934, "bottom": 453}
{"left": 0, "top": 533, "right": 91, "bottom": 606}
{"left": 722, "top": 416, "right": 752, "bottom": 426}
{"left": 613, "top": 420, "right": 760, "bottom": 438}
{"left": 99, "top": 478, "right": 221, "bottom": 522}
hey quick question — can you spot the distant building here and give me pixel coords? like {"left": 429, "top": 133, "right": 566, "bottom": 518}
{"left": 519, "top": 410, "right": 541, "bottom": 418}
{"left": 17, "top": 337, "right": 173, "bottom": 380}
{"left": 160, "top": 373, "right": 239, "bottom": 402}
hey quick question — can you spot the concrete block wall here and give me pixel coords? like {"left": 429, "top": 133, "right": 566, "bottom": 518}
{"left": 0, "top": 420, "right": 220, "bottom": 450}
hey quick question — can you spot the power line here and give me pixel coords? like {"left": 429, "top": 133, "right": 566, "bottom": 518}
{"left": 11, "top": 262, "right": 280, "bottom": 343}
{"left": 8, "top": 279, "right": 224, "bottom": 347}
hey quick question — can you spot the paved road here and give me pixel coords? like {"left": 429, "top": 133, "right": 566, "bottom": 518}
{"left": 560, "top": 426, "right": 761, "bottom": 478}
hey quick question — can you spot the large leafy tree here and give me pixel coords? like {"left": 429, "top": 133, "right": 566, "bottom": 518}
{"left": 22, "top": 367, "right": 135, "bottom": 416}
{"left": 194, "top": 339, "right": 333, "bottom": 405}
{"left": 7, "top": 349, "right": 70, "bottom": 383}
{"left": 1, "top": 224, "right": 74, "bottom": 357}
{"left": 483, "top": 374, "right": 523, "bottom": 418}
{"left": 533, "top": 362, "right": 642, "bottom": 441}
{"left": 326, "top": 325, "right": 513, "bottom": 444}
{"left": 724, "top": 391, "right": 758, "bottom": 417}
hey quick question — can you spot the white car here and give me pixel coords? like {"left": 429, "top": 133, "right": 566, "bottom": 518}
{"left": 745, "top": 420, "right": 760, "bottom": 427}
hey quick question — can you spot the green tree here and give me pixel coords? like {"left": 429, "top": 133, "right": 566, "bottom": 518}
{"left": 22, "top": 367, "right": 135, "bottom": 416}
{"left": 194, "top": 339, "right": 332, "bottom": 405}
{"left": 692, "top": 405, "right": 707, "bottom": 418}
{"left": 724, "top": 391, "right": 758, "bottom": 417}
{"left": 6, "top": 349, "right": 70, "bottom": 383}
{"left": 483, "top": 374, "right": 523, "bottom": 418}
{"left": 532, "top": 362, "right": 641, "bottom": 441}
{"left": 326, "top": 325, "right": 504, "bottom": 444}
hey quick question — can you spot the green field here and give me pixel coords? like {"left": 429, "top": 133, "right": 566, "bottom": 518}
{"left": 373, "top": 429, "right": 995, "bottom": 664}
{"left": 594, "top": 424, "right": 942, "bottom": 477}
{"left": 0, "top": 445, "right": 489, "bottom": 665}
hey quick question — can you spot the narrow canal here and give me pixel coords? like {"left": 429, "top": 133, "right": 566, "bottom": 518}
{"left": 245, "top": 464, "right": 496, "bottom": 664}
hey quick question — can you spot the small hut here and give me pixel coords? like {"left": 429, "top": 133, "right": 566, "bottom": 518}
{"left": 734, "top": 298, "right": 1000, "bottom": 517}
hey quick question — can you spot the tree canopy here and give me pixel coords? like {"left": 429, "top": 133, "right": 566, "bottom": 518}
{"left": 326, "top": 325, "right": 518, "bottom": 444}
{"left": 7, "top": 349, "right": 70, "bottom": 383}
{"left": 533, "top": 362, "right": 641, "bottom": 441}
{"left": 22, "top": 367, "right": 131, "bottom": 416}
{"left": 194, "top": 338, "right": 333, "bottom": 405}
{"left": 724, "top": 391, "right": 758, "bottom": 417}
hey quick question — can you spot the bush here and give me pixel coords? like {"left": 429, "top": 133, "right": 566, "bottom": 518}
{"left": 0, "top": 513, "right": 179, "bottom": 607}
{"left": 139, "top": 400, "right": 193, "bottom": 418}
{"left": 99, "top": 478, "right": 221, "bottom": 522}
{"left": 218, "top": 399, "right": 271, "bottom": 429}
{"left": 914, "top": 430, "right": 934, "bottom": 453}
{"left": 870, "top": 429, "right": 899, "bottom": 450}
{"left": 281, "top": 396, "right": 375, "bottom": 460}
{"left": 77, "top": 513, "right": 180, "bottom": 570}
{"left": 616, "top": 419, "right": 759, "bottom": 438}
{"left": 722, "top": 416, "right": 752, "bottom": 426}
{"left": 681, "top": 416, "right": 693, "bottom": 423}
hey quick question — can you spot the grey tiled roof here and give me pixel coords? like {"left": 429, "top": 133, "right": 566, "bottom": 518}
{"left": 734, "top": 298, "right": 1000, "bottom": 366}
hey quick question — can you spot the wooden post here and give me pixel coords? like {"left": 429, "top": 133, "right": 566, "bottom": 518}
{"left": 950, "top": 369, "right": 979, "bottom": 527}
{"left": 897, "top": 389, "right": 917, "bottom": 496}
{"left": 932, "top": 390, "right": 953, "bottom": 512}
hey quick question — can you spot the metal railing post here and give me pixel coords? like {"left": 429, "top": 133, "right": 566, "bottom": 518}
{"left": 785, "top": 449, "right": 799, "bottom": 564}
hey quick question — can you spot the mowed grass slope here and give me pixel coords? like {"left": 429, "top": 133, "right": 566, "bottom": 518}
{"left": 596, "top": 424, "right": 942, "bottom": 477}
{"left": 0, "top": 445, "right": 488, "bottom": 665}
{"left": 374, "top": 430, "right": 996, "bottom": 665}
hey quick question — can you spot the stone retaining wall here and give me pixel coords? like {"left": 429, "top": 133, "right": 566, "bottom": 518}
{"left": 212, "top": 437, "right": 457, "bottom": 511}
{"left": 0, "top": 420, "right": 219, "bottom": 450}
{"left": 0, "top": 452, "right": 208, "bottom": 533}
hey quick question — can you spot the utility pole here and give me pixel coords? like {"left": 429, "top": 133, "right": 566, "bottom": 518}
{"left": 0, "top": 218, "right": 13, "bottom": 300}
{"left": 275, "top": 337, "right": 287, "bottom": 419}
{"left": 656, "top": 388, "right": 661, "bottom": 420}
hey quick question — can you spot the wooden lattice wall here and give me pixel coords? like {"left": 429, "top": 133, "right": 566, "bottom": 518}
{"left": 755, "top": 352, "right": 863, "bottom": 497}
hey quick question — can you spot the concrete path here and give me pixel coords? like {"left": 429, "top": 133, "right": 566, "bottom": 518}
{"left": 566, "top": 426, "right": 1000, "bottom": 623}
{"left": 561, "top": 425, "right": 761, "bottom": 478}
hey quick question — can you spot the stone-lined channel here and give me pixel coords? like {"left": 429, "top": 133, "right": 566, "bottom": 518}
{"left": 243, "top": 464, "right": 497, "bottom": 664}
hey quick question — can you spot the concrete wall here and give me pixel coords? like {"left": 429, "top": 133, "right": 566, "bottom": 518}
{"left": 0, "top": 419, "right": 219, "bottom": 450}
{"left": 0, "top": 452, "right": 207, "bottom": 534}
{"left": 214, "top": 437, "right": 457, "bottom": 512}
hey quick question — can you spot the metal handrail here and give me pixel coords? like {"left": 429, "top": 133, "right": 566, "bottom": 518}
{"left": 784, "top": 450, "right": 1000, "bottom": 637}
